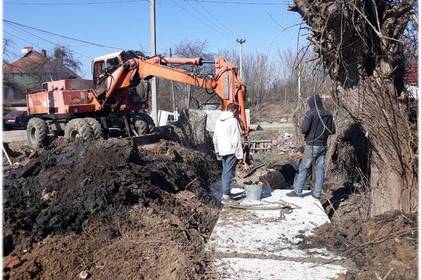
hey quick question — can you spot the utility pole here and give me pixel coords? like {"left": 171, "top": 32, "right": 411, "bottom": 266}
{"left": 297, "top": 65, "right": 301, "bottom": 102}
{"left": 236, "top": 38, "right": 246, "bottom": 81}
{"left": 169, "top": 48, "right": 176, "bottom": 114}
{"left": 294, "top": 64, "right": 303, "bottom": 145}
{"left": 186, "top": 85, "right": 192, "bottom": 108}
{"left": 150, "top": 0, "right": 158, "bottom": 125}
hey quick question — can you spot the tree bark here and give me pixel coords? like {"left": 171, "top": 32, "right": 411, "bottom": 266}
{"left": 335, "top": 76, "right": 417, "bottom": 215}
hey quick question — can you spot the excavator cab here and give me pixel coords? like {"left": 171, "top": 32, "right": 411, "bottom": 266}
{"left": 92, "top": 50, "right": 149, "bottom": 108}
{"left": 92, "top": 50, "right": 145, "bottom": 82}
{"left": 92, "top": 51, "right": 124, "bottom": 86}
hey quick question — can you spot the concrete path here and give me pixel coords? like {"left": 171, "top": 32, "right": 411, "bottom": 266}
{"left": 206, "top": 189, "right": 347, "bottom": 280}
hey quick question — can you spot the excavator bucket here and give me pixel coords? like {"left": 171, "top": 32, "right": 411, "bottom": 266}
{"left": 130, "top": 132, "right": 160, "bottom": 146}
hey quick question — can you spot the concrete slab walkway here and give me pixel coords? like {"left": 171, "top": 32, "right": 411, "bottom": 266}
{"left": 206, "top": 189, "right": 347, "bottom": 280}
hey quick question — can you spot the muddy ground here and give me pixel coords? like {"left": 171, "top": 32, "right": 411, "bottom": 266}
{"left": 3, "top": 138, "right": 219, "bottom": 280}
{"left": 307, "top": 189, "right": 418, "bottom": 280}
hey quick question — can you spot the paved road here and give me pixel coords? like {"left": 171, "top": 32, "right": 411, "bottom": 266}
{"left": 3, "top": 130, "right": 27, "bottom": 143}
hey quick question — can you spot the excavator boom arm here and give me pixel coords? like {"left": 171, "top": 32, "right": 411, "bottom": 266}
{"left": 137, "top": 60, "right": 216, "bottom": 89}
{"left": 103, "top": 56, "right": 249, "bottom": 136}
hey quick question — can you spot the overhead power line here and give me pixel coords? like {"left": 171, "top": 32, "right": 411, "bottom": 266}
{"left": 5, "top": 24, "right": 93, "bottom": 59}
{"left": 183, "top": 0, "right": 289, "bottom": 5}
{"left": 8, "top": 24, "right": 67, "bottom": 49}
{"left": 4, "top": 30, "right": 44, "bottom": 51}
{"left": 195, "top": 1, "right": 238, "bottom": 37}
{"left": 184, "top": 1, "right": 236, "bottom": 38}
{"left": 4, "top": 19, "right": 122, "bottom": 50}
{"left": 170, "top": 0, "right": 231, "bottom": 38}
{"left": 4, "top": 0, "right": 147, "bottom": 6}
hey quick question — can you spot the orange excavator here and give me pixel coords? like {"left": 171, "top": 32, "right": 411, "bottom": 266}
{"left": 25, "top": 50, "right": 248, "bottom": 148}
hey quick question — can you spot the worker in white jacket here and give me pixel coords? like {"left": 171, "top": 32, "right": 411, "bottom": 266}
{"left": 213, "top": 103, "right": 244, "bottom": 200}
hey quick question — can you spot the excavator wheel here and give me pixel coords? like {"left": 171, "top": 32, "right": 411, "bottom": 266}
{"left": 133, "top": 113, "right": 155, "bottom": 135}
{"left": 134, "top": 118, "right": 149, "bottom": 135}
{"left": 85, "top": 117, "right": 104, "bottom": 139}
{"left": 142, "top": 113, "right": 156, "bottom": 132}
{"left": 27, "top": 118, "right": 49, "bottom": 149}
{"left": 64, "top": 118, "right": 94, "bottom": 142}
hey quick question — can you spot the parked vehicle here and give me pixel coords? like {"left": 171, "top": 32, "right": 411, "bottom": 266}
{"left": 3, "top": 111, "right": 29, "bottom": 130}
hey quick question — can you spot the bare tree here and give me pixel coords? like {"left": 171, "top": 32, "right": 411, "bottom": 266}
{"left": 51, "top": 47, "right": 81, "bottom": 76}
{"left": 290, "top": 0, "right": 417, "bottom": 215}
{"left": 174, "top": 40, "right": 209, "bottom": 58}
{"left": 276, "top": 49, "right": 331, "bottom": 103}
{"left": 218, "top": 49, "right": 280, "bottom": 109}
{"left": 157, "top": 40, "right": 217, "bottom": 112}
{"left": 402, "top": 5, "right": 418, "bottom": 66}
{"left": 3, "top": 38, "right": 15, "bottom": 63}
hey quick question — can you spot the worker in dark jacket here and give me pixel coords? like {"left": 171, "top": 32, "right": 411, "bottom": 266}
{"left": 287, "top": 94, "right": 335, "bottom": 199}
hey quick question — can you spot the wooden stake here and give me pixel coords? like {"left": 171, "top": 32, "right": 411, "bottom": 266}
{"left": 2, "top": 144, "right": 13, "bottom": 166}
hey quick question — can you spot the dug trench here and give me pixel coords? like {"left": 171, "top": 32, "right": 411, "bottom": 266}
{"left": 3, "top": 138, "right": 220, "bottom": 280}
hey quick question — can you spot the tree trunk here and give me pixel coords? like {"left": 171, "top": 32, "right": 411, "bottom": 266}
{"left": 335, "top": 74, "right": 417, "bottom": 215}
{"left": 290, "top": 0, "right": 417, "bottom": 216}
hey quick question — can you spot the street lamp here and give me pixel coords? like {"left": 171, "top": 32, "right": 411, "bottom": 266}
{"left": 236, "top": 38, "right": 246, "bottom": 81}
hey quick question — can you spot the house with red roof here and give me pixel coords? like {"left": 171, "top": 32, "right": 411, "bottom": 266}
{"left": 3, "top": 47, "right": 80, "bottom": 100}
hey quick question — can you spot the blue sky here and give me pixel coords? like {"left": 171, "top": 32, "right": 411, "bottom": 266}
{"left": 4, "top": 0, "right": 303, "bottom": 78}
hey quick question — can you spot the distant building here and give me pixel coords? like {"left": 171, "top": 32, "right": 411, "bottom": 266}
{"left": 3, "top": 46, "right": 80, "bottom": 100}
{"left": 4, "top": 47, "right": 47, "bottom": 75}
{"left": 403, "top": 65, "right": 418, "bottom": 99}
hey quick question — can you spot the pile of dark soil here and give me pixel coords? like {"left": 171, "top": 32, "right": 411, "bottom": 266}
{"left": 3, "top": 138, "right": 219, "bottom": 279}
{"left": 302, "top": 204, "right": 417, "bottom": 280}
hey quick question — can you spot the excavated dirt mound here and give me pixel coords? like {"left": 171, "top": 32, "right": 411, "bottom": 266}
{"left": 302, "top": 204, "right": 417, "bottom": 280}
{"left": 3, "top": 138, "right": 219, "bottom": 280}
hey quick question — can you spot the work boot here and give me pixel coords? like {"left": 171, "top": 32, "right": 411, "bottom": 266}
{"left": 311, "top": 193, "right": 321, "bottom": 199}
{"left": 286, "top": 191, "right": 302, "bottom": 198}
{"left": 222, "top": 194, "right": 231, "bottom": 200}
{"left": 221, "top": 194, "right": 234, "bottom": 204}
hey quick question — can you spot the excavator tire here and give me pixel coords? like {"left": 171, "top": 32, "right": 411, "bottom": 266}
{"left": 26, "top": 118, "right": 49, "bottom": 149}
{"left": 142, "top": 113, "right": 156, "bottom": 133}
{"left": 134, "top": 118, "right": 149, "bottom": 135}
{"left": 133, "top": 113, "right": 155, "bottom": 135}
{"left": 64, "top": 118, "right": 93, "bottom": 142}
{"left": 64, "top": 119, "right": 81, "bottom": 139}
{"left": 85, "top": 117, "right": 104, "bottom": 139}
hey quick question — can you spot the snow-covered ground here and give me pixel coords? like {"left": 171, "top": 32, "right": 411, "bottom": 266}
{"left": 206, "top": 189, "right": 347, "bottom": 280}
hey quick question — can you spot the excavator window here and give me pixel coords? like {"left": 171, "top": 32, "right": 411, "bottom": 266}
{"left": 93, "top": 61, "right": 105, "bottom": 85}
{"left": 105, "top": 57, "right": 120, "bottom": 70}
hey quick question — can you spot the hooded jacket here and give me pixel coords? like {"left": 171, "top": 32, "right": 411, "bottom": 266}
{"left": 301, "top": 95, "right": 335, "bottom": 146}
{"left": 213, "top": 111, "right": 244, "bottom": 159}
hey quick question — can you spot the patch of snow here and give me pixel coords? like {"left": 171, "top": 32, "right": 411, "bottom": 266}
{"left": 206, "top": 190, "right": 347, "bottom": 279}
